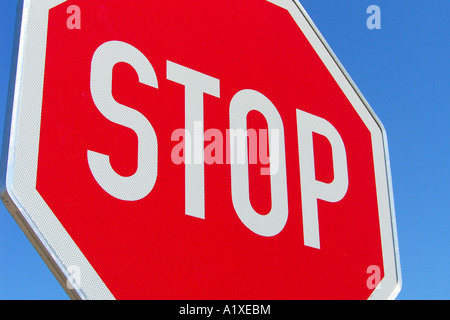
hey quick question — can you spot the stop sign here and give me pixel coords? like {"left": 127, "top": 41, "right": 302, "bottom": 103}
{"left": 2, "top": 0, "right": 401, "bottom": 299}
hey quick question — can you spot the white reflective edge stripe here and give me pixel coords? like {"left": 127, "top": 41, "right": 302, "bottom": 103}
{"left": 6, "top": 0, "right": 114, "bottom": 300}
{"left": 267, "top": 0, "right": 401, "bottom": 299}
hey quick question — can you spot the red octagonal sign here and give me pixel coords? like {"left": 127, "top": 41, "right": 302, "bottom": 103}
{"left": 2, "top": 0, "right": 401, "bottom": 299}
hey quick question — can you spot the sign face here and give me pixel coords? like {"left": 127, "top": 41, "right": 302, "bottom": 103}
{"left": 1, "top": 0, "right": 401, "bottom": 299}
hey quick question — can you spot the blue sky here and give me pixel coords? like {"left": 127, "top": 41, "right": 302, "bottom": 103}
{"left": 0, "top": 0, "right": 448, "bottom": 300}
